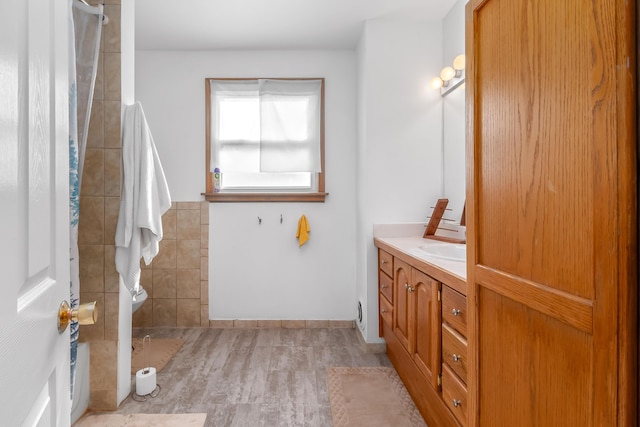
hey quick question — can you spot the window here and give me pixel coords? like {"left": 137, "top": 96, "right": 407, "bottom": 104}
{"left": 204, "top": 78, "right": 327, "bottom": 202}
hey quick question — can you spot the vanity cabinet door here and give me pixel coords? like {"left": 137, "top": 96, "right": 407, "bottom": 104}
{"left": 410, "top": 269, "right": 441, "bottom": 389}
{"left": 393, "top": 258, "right": 411, "bottom": 352}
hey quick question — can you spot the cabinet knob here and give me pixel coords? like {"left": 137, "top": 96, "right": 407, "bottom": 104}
{"left": 405, "top": 283, "right": 410, "bottom": 289}
{"left": 451, "top": 308, "right": 461, "bottom": 316}
{"left": 381, "top": 284, "right": 388, "bottom": 289}
{"left": 381, "top": 260, "right": 387, "bottom": 264}
{"left": 408, "top": 287, "right": 415, "bottom": 293}
{"left": 381, "top": 309, "right": 387, "bottom": 314}
{"left": 452, "top": 399, "right": 461, "bottom": 408}
{"left": 452, "top": 354, "right": 461, "bottom": 362}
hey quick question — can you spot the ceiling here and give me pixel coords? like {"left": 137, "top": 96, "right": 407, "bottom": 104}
{"left": 135, "top": 0, "right": 458, "bottom": 51}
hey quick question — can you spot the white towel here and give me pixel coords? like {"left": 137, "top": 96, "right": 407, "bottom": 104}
{"left": 115, "top": 102, "right": 171, "bottom": 294}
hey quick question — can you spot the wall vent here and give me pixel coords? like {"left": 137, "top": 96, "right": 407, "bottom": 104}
{"left": 356, "top": 300, "right": 365, "bottom": 333}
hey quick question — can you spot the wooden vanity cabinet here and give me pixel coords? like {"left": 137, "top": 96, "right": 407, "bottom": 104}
{"left": 377, "top": 247, "right": 461, "bottom": 427}
{"left": 378, "top": 249, "right": 394, "bottom": 336}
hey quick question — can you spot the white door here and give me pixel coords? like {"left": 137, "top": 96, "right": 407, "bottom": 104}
{"left": 0, "top": 0, "right": 71, "bottom": 425}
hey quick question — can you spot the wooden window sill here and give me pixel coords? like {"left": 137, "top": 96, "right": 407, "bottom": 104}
{"left": 203, "top": 192, "right": 328, "bottom": 203}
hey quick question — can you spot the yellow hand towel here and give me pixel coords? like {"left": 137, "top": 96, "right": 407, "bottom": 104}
{"left": 296, "top": 214, "right": 310, "bottom": 247}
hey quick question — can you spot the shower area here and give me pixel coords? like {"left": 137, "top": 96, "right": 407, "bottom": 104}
{"left": 69, "top": 0, "right": 105, "bottom": 422}
{"left": 69, "top": 0, "right": 130, "bottom": 420}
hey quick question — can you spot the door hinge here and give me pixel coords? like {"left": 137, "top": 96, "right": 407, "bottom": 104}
{"left": 437, "top": 374, "right": 442, "bottom": 387}
{"left": 437, "top": 290, "right": 441, "bottom": 301}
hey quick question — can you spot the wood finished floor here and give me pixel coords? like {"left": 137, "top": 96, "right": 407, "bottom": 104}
{"left": 113, "top": 327, "right": 391, "bottom": 426}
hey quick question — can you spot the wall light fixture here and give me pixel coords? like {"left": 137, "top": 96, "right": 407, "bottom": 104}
{"left": 431, "top": 54, "right": 466, "bottom": 96}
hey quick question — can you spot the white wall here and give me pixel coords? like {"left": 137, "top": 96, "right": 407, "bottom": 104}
{"left": 136, "top": 50, "right": 358, "bottom": 321}
{"left": 441, "top": 0, "right": 468, "bottom": 224}
{"left": 356, "top": 18, "right": 444, "bottom": 342}
{"left": 136, "top": 21, "right": 448, "bottom": 337}
{"left": 443, "top": 0, "right": 467, "bottom": 66}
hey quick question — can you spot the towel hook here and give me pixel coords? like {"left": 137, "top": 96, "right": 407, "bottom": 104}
{"left": 280, "top": 214, "right": 283, "bottom": 224}
{"left": 258, "top": 216, "right": 262, "bottom": 225}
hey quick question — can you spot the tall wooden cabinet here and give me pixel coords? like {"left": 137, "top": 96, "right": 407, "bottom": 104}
{"left": 466, "top": 0, "right": 637, "bottom": 425}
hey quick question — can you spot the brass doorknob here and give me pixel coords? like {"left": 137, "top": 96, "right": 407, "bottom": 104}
{"left": 58, "top": 300, "right": 98, "bottom": 333}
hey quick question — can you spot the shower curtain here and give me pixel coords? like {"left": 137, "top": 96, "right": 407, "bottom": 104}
{"left": 69, "top": 0, "right": 104, "bottom": 400}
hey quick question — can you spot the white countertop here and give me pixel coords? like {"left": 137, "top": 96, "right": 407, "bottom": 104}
{"left": 373, "top": 223, "right": 467, "bottom": 281}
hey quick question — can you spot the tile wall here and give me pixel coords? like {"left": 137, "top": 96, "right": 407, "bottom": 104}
{"left": 75, "top": 0, "right": 210, "bottom": 408}
{"left": 77, "top": 0, "right": 121, "bottom": 411}
{"left": 132, "top": 202, "right": 210, "bottom": 328}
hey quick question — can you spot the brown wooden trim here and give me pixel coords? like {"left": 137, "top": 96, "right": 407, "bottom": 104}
{"left": 203, "top": 192, "right": 328, "bottom": 203}
{"left": 204, "top": 77, "right": 326, "bottom": 197}
{"left": 475, "top": 265, "right": 593, "bottom": 334}
{"left": 464, "top": 3, "right": 478, "bottom": 426}
{"left": 636, "top": 0, "right": 640, "bottom": 420}
{"left": 617, "top": 0, "right": 638, "bottom": 423}
{"left": 205, "top": 78, "right": 212, "bottom": 193}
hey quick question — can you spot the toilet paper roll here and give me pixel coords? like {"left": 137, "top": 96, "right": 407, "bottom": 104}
{"left": 135, "top": 367, "right": 156, "bottom": 396}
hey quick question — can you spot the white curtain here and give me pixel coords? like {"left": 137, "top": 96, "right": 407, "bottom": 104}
{"left": 259, "top": 79, "right": 322, "bottom": 173}
{"left": 68, "top": 0, "right": 80, "bottom": 400}
{"left": 69, "top": 0, "right": 104, "bottom": 400}
{"left": 209, "top": 79, "right": 322, "bottom": 173}
{"left": 210, "top": 79, "right": 259, "bottom": 173}
{"left": 72, "top": 0, "right": 103, "bottom": 187}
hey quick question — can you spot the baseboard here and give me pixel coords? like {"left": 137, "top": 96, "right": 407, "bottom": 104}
{"left": 355, "top": 325, "right": 387, "bottom": 354}
{"left": 208, "top": 319, "right": 356, "bottom": 329}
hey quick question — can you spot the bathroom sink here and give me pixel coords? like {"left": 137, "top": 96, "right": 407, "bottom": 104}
{"left": 414, "top": 243, "right": 466, "bottom": 262}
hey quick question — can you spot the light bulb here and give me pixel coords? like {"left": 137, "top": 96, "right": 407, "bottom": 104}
{"left": 430, "top": 77, "right": 444, "bottom": 90}
{"left": 440, "top": 66, "right": 456, "bottom": 82}
{"left": 453, "top": 54, "right": 466, "bottom": 71}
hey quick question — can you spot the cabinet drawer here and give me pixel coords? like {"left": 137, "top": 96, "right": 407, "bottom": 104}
{"left": 442, "top": 363, "right": 467, "bottom": 427}
{"left": 442, "top": 286, "right": 467, "bottom": 336}
{"left": 379, "top": 293, "right": 393, "bottom": 327}
{"left": 379, "top": 271, "right": 393, "bottom": 303}
{"left": 442, "top": 323, "right": 467, "bottom": 383}
{"left": 379, "top": 250, "right": 393, "bottom": 277}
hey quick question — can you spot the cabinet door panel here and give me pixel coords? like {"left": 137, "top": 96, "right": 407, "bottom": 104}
{"left": 478, "top": 288, "right": 591, "bottom": 426}
{"left": 393, "top": 258, "right": 411, "bottom": 351}
{"left": 411, "top": 269, "right": 441, "bottom": 388}
{"left": 467, "top": 0, "right": 636, "bottom": 425}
